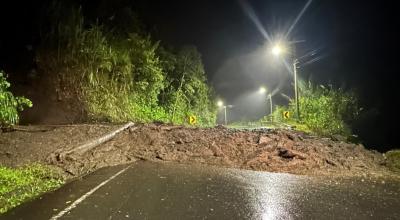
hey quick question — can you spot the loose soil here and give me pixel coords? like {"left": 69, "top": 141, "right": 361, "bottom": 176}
{"left": 0, "top": 123, "right": 396, "bottom": 180}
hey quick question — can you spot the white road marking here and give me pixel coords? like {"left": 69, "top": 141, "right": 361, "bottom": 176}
{"left": 50, "top": 165, "right": 131, "bottom": 220}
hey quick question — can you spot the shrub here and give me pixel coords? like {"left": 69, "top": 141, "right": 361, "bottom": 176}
{"left": 385, "top": 150, "right": 400, "bottom": 172}
{"left": 297, "top": 83, "right": 359, "bottom": 136}
{"left": 272, "top": 81, "right": 360, "bottom": 136}
{"left": 0, "top": 71, "right": 32, "bottom": 127}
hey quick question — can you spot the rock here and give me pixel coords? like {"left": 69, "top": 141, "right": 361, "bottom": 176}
{"left": 277, "top": 147, "right": 296, "bottom": 159}
{"left": 325, "top": 159, "right": 336, "bottom": 166}
{"left": 258, "top": 136, "right": 272, "bottom": 145}
{"left": 277, "top": 147, "right": 306, "bottom": 160}
{"left": 286, "top": 133, "right": 298, "bottom": 141}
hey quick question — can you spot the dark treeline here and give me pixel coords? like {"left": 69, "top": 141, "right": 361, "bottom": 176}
{"left": 1, "top": 1, "right": 217, "bottom": 126}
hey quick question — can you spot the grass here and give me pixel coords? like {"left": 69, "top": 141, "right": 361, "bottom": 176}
{"left": 386, "top": 150, "right": 400, "bottom": 173}
{"left": 0, "top": 164, "right": 64, "bottom": 214}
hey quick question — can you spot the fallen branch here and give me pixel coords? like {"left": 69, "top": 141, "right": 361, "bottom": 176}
{"left": 59, "top": 122, "right": 135, "bottom": 159}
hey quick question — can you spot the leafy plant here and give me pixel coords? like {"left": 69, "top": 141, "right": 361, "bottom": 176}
{"left": 0, "top": 164, "right": 63, "bottom": 213}
{"left": 0, "top": 71, "right": 32, "bottom": 127}
{"left": 272, "top": 81, "right": 360, "bottom": 137}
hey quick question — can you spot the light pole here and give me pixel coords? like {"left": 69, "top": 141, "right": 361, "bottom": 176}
{"left": 268, "top": 93, "right": 273, "bottom": 121}
{"left": 259, "top": 87, "right": 273, "bottom": 122}
{"left": 293, "top": 58, "right": 300, "bottom": 121}
{"left": 223, "top": 106, "right": 227, "bottom": 125}
{"left": 217, "top": 101, "right": 233, "bottom": 125}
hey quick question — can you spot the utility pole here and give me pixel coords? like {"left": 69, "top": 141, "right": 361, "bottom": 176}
{"left": 293, "top": 59, "right": 300, "bottom": 121}
{"left": 224, "top": 106, "right": 227, "bottom": 125}
{"left": 269, "top": 93, "right": 273, "bottom": 122}
{"left": 219, "top": 104, "right": 233, "bottom": 125}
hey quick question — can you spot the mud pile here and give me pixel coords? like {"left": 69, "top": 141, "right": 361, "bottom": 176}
{"left": 41, "top": 124, "right": 388, "bottom": 177}
{"left": 0, "top": 124, "right": 120, "bottom": 167}
{"left": 0, "top": 123, "right": 391, "bottom": 178}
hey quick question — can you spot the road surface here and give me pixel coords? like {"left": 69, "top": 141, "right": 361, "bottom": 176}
{"left": 2, "top": 161, "right": 400, "bottom": 219}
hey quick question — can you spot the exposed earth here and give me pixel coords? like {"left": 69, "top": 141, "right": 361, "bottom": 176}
{"left": 0, "top": 123, "right": 396, "bottom": 181}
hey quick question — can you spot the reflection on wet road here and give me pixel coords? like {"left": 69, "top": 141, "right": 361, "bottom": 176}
{"left": 3, "top": 162, "right": 400, "bottom": 219}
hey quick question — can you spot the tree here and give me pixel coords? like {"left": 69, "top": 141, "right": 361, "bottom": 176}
{"left": 159, "top": 46, "right": 216, "bottom": 125}
{"left": 0, "top": 71, "right": 32, "bottom": 127}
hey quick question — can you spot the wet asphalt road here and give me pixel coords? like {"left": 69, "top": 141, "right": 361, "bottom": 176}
{"left": 2, "top": 162, "right": 400, "bottom": 220}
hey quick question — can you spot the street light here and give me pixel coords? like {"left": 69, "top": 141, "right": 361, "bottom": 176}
{"left": 217, "top": 100, "right": 233, "bottom": 125}
{"left": 259, "top": 87, "right": 273, "bottom": 122}
{"left": 270, "top": 42, "right": 300, "bottom": 121}
{"left": 271, "top": 43, "right": 286, "bottom": 56}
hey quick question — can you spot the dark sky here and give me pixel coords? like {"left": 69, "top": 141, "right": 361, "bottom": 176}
{"left": 125, "top": 0, "right": 398, "bottom": 150}
{"left": 0, "top": 0, "right": 398, "bottom": 150}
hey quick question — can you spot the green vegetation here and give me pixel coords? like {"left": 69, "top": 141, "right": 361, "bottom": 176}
{"left": 272, "top": 81, "right": 359, "bottom": 137}
{"left": 385, "top": 150, "right": 400, "bottom": 172}
{"left": 37, "top": 4, "right": 216, "bottom": 126}
{"left": 0, "top": 71, "right": 32, "bottom": 128}
{"left": 0, "top": 164, "right": 63, "bottom": 213}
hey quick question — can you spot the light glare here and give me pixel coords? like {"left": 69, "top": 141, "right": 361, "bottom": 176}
{"left": 271, "top": 45, "right": 283, "bottom": 56}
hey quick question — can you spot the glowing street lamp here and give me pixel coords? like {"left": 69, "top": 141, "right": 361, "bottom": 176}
{"left": 217, "top": 100, "right": 233, "bottom": 125}
{"left": 271, "top": 44, "right": 285, "bottom": 56}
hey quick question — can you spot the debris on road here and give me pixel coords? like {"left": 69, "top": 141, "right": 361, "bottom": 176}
{"left": 0, "top": 123, "right": 393, "bottom": 178}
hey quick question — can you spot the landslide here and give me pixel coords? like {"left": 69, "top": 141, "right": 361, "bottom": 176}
{"left": 1, "top": 123, "right": 391, "bottom": 179}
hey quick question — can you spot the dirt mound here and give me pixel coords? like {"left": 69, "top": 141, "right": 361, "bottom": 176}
{"left": 1, "top": 123, "right": 393, "bottom": 179}
{"left": 34, "top": 123, "right": 390, "bottom": 178}
{"left": 0, "top": 124, "right": 120, "bottom": 167}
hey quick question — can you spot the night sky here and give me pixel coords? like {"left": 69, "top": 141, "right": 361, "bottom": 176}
{"left": 0, "top": 0, "right": 398, "bottom": 150}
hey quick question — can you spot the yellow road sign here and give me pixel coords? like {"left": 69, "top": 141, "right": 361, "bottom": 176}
{"left": 283, "top": 111, "right": 290, "bottom": 119}
{"left": 189, "top": 115, "right": 197, "bottom": 125}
